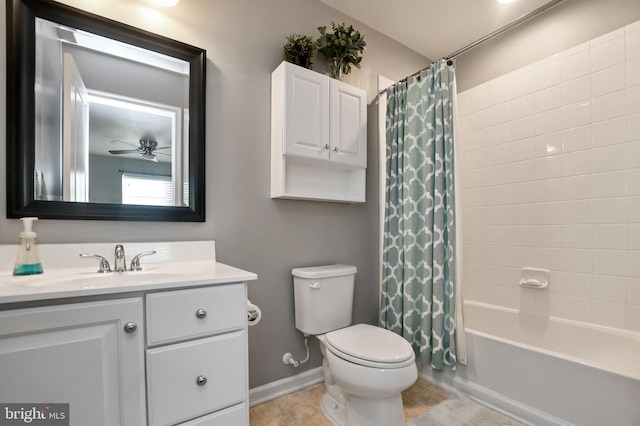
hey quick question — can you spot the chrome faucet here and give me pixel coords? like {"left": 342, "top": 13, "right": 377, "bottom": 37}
{"left": 114, "top": 244, "right": 126, "bottom": 272}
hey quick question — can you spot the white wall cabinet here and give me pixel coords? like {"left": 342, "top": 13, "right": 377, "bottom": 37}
{"left": 0, "top": 283, "right": 249, "bottom": 426}
{"left": 271, "top": 61, "right": 367, "bottom": 202}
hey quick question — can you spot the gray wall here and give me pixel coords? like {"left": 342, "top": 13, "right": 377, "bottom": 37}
{"left": 456, "top": 0, "right": 640, "bottom": 91}
{"left": 0, "top": 0, "right": 427, "bottom": 388}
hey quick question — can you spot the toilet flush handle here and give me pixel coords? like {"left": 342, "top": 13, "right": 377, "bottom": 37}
{"left": 309, "top": 281, "right": 321, "bottom": 289}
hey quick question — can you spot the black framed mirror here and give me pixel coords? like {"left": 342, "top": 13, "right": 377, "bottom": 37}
{"left": 7, "top": 0, "right": 206, "bottom": 221}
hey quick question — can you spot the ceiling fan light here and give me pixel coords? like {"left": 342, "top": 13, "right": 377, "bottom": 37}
{"left": 140, "top": 152, "right": 159, "bottom": 162}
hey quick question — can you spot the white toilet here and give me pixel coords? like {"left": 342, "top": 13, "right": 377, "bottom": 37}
{"left": 292, "top": 264, "right": 417, "bottom": 426}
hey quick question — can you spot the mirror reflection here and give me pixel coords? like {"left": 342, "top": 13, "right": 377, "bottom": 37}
{"left": 34, "top": 18, "right": 190, "bottom": 207}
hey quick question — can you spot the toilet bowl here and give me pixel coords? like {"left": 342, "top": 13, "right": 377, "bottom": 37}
{"left": 292, "top": 265, "right": 417, "bottom": 426}
{"left": 317, "top": 324, "right": 417, "bottom": 426}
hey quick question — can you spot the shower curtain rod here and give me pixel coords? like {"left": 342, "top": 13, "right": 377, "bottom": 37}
{"left": 389, "top": 0, "right": 566, "bottom": 87}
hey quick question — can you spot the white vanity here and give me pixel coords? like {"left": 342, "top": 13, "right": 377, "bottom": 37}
{"left": 0, "top": 241, "right": 257, "bottom": 426}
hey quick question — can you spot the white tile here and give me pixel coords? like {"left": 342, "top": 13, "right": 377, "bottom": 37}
{"left": 509, "top": 204, "right": 536, "bottom": 225}
{"left": 562, "top": 224, "right": 592, "bottom": 248}
{"left": 592, "top": 197, "right": 626, "bottom": 224}
{"left": 628, "top": 251, "right": 640, "bottom": 278}
{"left": 560, "top": 49, "right": 590, "bottom": 81}
{"left": 562, "top": 175, "right": 592, "bottom": 200}
{"left": 470, "top": 108, "right": 490, "bottom": 131}
{"left": 562, "top": 199, "right": 593, "bottom": 224}
{"left": 628, "top": 58, "right": 640, "bottom": 88}
{"left": 592, "top": 171, "right": 627, "bottom": 198}
{"left": 468, "top": 129, "right": 489, "bottom": 151}
{"left": 535, "top": 225, "right": 563, "bottom": 248}
{"left": 628, "top": 224, "right": 640, "bottom": 250}
{"left": 488, "top": 123, "right": 511, "bottom": 146}
{"left": 562, "top": 272, "right": 592, "bottom": 298}
{"left": 535, "top": 132, "right": 563, "bottom": 157}
{"left": 627, "top": 20, "right": 640, "bottom": 35}
{"left": 490, "top": 185, "right": 512, "bottom": 206}
{"left": 593, "top": 144, "right": 627, "bottom": 173}
{"left": 629, "top": 113, "right": 640, "bottom": 142}
{"left": 535, "top": 110, "right": 563, "bottom": 136}
{"left": 627, "top": 305, "right": 640, "bottom": 332}
{"left": 511, "top": 116, "right": 536, "bottom": 141}
{"left": 510, "top": 225, "right": 537, "bottom": 247}
{"left": 511, "top": 181, "right": 538, "bottom": 204}
{"left": 561, "top": 101, "right": 591, "bottom": 129}
{"left": 562, "top": 150, "right": 592, "bottom": 177}
{"left": 628, "top": 196, "right": 640, "bottom": 222}
{"left": 560, "top": 41, "right": 589, "bottom": 59}
{"left": 594, "top": 224, "right": 627, "bottom": 249}
{"left": 488, "top": 144, "right": 511, "bottom": 166}
{"left": 510, "top": 138, "right": 536, "bottom": 162}
{"left": 591, "top": 63, "right": 626, "bottom": 97}
{"left": 489, "top": 79, "right": 512, "bottom": 105}
{"left": 629, "top": 86, "right": 640, "bottom": 115}
{"left": 533, "top": 247, "right": 562, "bottom": 270}
{"left": 593, "top": 249, "right": 627, "bottom": 276}
{"left": 628, "top": 277, "right": 640, "bottom": 305}
{"left": 489, "top": 101, "right": 511, "bottom": 127}
{"left": 592, "top": 300, "right": 626, "bottom": 328}
{"left": 534, "top": 86, "right": 562, "bottom": 113}
{"left": 560, "top": 296, "right": 592, "bottom": 322}
{"left": 591, "top": 28, "right": 625, "bottom": 47}
{"left": 470, "top": 86, "right": 490, "bottom": 112}
{"left": 561, "top": 75, "right": 591, "bottom": 106}
{"left": 489, "top": 266, "right": 519, "bottom": 287}
{"left": 535, "top": 202, "right": 563, "bottom": 225}
{"left": 627, "top": 141, "right": 640, "bottom": 168}
{"left": 562, "top": 248, "right": 592, "bottom": 273}
{"left": 531, "top": 61, "right": 561, "bottom": 92}
{"left": 562, "top": 125, "right": 592, "bottom": 153}
{"left": 591, "top": 32, "right": 626, "bottom": 72}
{"left": 592, "top": 117, "right": 627, "bottom": 147}
{"left": 535, "top": 155, "right": 563, "bottom": 180}
{"left": 593, "top": 275, "right": 627, "bottom": 303}
{"left": 592, "top": 90, "right": 626, "bottom": 123}
{"left": 457, "top": 91, "right": 471, "bottom": 116}
{"left": 628, "top": 23, "right": 640, "bottom": 61}
{"left": 511, "top": 94, "right": 535, "bottom": 120}
{"left": 509, "top": 246, "right": 536, "bottom": 268}
{"left": 535, "top": 178, "right": 564, "bottom": 202}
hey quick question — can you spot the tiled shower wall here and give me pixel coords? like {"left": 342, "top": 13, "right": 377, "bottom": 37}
{"left": 457, "top": 20, "right": 640, "bottom": 332}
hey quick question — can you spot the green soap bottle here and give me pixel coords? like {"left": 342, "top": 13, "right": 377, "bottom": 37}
{"left": 13, "top": 217, "right": 43, "bottom": 276}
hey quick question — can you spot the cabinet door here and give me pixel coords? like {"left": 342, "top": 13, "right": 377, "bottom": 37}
{"left": 330, "top": 79, "right": 367, "bottom": 168}
{"left": 284, "top": 63, "right": 330, "bottom": 160}
{"left": 0, "top": 298, "right": 145, "bottom": 426}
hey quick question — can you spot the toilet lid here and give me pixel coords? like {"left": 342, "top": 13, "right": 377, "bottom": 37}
{"left": 325, "top": 324, "right": 415, "bottom": 368}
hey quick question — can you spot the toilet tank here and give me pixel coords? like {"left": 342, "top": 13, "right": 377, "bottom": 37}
{"left": 292, "top": 264, "right": 357, "bottom": 335}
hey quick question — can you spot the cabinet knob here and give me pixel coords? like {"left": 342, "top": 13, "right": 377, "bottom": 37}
{"left": 333, "top": 147, "right": 339, "bottom": 152}
{"left": 195, "top": 309, "right": 207, "bottom": 319}
{"left": 324, "top": 144, "right": 330, "bottom": 150}
{"left": 124, "top": 322, "right": 137, "bottom": 333}
{"left": 196, "top": 375, "right": 207, "bottom": 386}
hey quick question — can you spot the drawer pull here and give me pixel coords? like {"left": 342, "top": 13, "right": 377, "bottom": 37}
{"left": 196, "top": 375, "right": 207, "bottom": 386}
{"left": 124, "top": 322, "right": 137, "bottom": 334}
{"left": 195, "top": 309, "right": 207, "bottom": 319}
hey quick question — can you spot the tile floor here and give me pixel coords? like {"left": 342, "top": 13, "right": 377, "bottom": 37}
{"left": 249, "top": 377, "right": 450, "bottom": 426}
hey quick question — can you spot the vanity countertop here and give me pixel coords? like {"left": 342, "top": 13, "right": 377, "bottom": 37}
{"left": 0, "top": 241, "right": 257, "bottom": 305}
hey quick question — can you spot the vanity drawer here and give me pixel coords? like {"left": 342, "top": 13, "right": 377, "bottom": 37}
{"left": 146, "top": 284, "right": 245, "bottom": 345}
{"left": 178, "top": 403, "right": 247, "bottom": 425}
{"left": 146, "top": 331, "right": 246, "bottom": 426}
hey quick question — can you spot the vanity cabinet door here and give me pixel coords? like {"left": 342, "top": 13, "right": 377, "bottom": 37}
{"left": 0, "top": 298, "right": 145, "bottom": 426}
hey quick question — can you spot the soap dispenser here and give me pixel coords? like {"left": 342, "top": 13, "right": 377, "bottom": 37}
{"left": 13, "top": 217, "right": 43, "bottom": 275}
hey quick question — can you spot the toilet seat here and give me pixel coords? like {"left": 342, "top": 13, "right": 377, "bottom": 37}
{"left": 325, "top": 324, "right": 415, "bottom": 369}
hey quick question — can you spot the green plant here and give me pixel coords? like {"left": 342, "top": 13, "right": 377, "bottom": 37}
{"left": 317, "top": 22, "right": 366, "bottom": 79}
{"left": 282, "top": 34, "right": 318, "bottom": 69}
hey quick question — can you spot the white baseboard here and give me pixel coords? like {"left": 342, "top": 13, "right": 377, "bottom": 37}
{"left": 419, "top": 368, "right": 571, "bottom": 426}
{"left": 249, "top": 367, "right": 324, "bottom": 407}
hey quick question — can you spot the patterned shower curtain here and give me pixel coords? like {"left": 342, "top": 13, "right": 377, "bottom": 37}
{"left": 380, "top": 59, "right": 458, "bottom": 370}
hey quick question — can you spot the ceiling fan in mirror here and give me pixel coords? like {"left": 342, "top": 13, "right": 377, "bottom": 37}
{"left": 108, "top": 137, "right": 171, "bottom": 162}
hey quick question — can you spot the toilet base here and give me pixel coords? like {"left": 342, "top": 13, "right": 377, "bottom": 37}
{"left": 321, "top": 391, "right": 406, "bottom": 426}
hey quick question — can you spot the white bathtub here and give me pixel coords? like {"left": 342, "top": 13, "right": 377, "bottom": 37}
{"left": 421, "top": 301, "right": 640, "bottom": 426}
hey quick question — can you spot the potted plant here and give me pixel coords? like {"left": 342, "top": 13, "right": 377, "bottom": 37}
{"left": 282, "top": 33, "right": 318, "bottom": 69}
{"left": 317, "top": 22, "right": 366, "bottom": 79}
